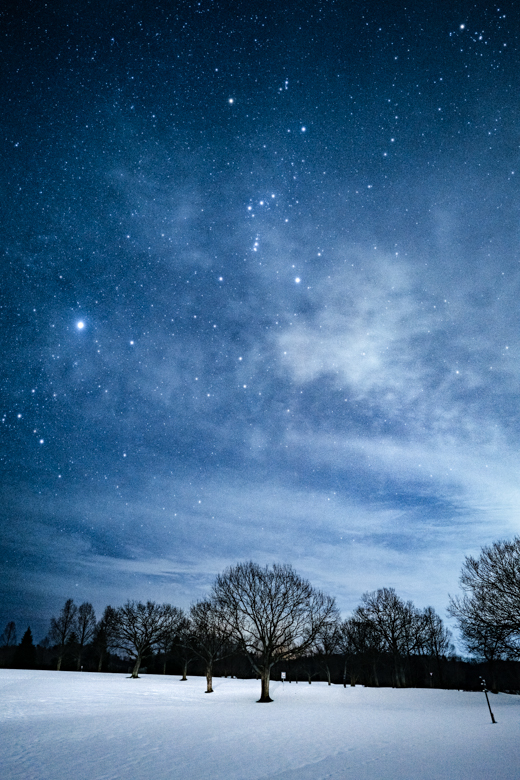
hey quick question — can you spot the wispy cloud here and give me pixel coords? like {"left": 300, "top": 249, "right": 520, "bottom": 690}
{"left": 276, "top": 247, "right": 518, "bottom": 447}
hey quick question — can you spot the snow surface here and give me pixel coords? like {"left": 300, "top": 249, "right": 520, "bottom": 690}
{"left": 1, "top": 670, "right": 520, "bottom": 779}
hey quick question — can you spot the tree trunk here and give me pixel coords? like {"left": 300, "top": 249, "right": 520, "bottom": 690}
{"left": 205, "top": 662, "right": 214, "bottom": 693}
{"left": 97, "top": 650, "right": 104, "bottom": 673}
{"left": 343, "top": 658, "right": 347, "bottom": 688}
{"left": 76, "top": 647, "right": 83, "bottom": 671}
{"left": 180, "top": 659, "right": 188, "bottom": 681}
{"left": 489, "top": 659, "right": 498, "bottom": 693}
{"left": 257, "top": 667, "right": 272, "bottom": 702}
{"left": 326, "top": 665, "right": 331, "bottom": 685}
{"left": 131, "top": 655, "right": 141, "bottom": 678}
{"left": 57, "top": 653, "right": 63, "bottom": 671}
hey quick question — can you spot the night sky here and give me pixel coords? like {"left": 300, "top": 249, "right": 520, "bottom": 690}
{"left": 2, "top": 1, "right": 520, "bottom": 641}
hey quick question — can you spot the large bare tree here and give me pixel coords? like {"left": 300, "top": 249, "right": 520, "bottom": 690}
{"left": 212, "top": 561, "right": 338, "bottom": 702}
{"left": 448, "top": 537, "right": 520, "bottom": 689}
{"left": 112, "top": 601, "right": 183, "bottom": 678}
{"left": 449, "top": 590, "right": 517, "bottom": 690}
{"left": 450, "top": 537, "right": 520, "bottom": 632}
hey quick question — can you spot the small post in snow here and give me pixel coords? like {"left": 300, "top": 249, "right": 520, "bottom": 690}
{"left": 480, "top": 677, "right": 497, "bottom": 724}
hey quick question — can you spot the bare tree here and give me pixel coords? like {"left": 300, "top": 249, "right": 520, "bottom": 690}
{"left": 172, "top": 615, "right": 196, "bottom": 681}
{"left": 212, "top": 561, "right": 338, "bottom": 702}
{"left": 314, "top": 620, "right": 343, "bottom": 685}
{"left": 295, "top": 655, "right": 320, "bottom": 684}
{"left": 448, "top": 537, "right": 520, "bottom": 689}
{"left": 49, "top": 599, "right": 77, "bottom": 670}
{"left": 74, "top": 602, "right": 97, "bottom": 670}
{"left": 449, "top": 592, "right": 515, "bottom": 691}
{"left": 93, "top": 606, "right": 118, "bottom": 672}
{"left": 154, "top": 607, "right": 186, "bottom": 674}
{"left": 340, "top": 616, "right": 384, "bottom": 687}
{"left": 450, "top": 537, "right": 520, "bottom": 636}
{"left": 355, "top": 588, "right": 420, "bottom": 687}
{"left": 418, "top": 606, "right": 453, "bottom": 686}
{"left": 186, "top": 599, "right": 233, "bottom": 693}
{"left": 0, "top": 621, "right": 17, "bottom": 647}
{"left": 112, "top": 601, "right": 183, "bottom": 678}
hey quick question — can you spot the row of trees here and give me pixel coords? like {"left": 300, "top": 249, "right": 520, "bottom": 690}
{"left": 2, "top": 561, "right": 454, "bottom": 701}
{"left": 342, "top": 589, "right": 452, "bottom": 688}
{"left": 4, "top": 538, "right": 520, "bottom": 699}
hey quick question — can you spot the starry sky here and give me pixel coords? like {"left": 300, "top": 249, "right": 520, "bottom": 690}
{"left": 2, "top": 0, "right": 520, "bottom": 641}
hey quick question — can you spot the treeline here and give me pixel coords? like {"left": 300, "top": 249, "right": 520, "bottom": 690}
{"left": 2, "top": 539, "right": 520, "bottom": 700}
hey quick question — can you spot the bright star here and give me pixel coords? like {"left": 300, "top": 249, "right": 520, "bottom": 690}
{"left": 76, "top": 321, "right": 85, "bottom": 330}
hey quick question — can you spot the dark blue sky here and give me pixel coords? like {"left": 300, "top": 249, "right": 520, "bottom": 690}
{"left": 2, "top": 0, "right": 520, "bottom": 640}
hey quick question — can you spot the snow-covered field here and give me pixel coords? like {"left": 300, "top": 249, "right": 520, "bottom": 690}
{"left": 1, "top": 670, "right": 519, "bottom": 779}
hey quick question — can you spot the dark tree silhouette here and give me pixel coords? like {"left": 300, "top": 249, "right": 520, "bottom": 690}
{"left": 212, "top": 561, "right": 338, "bottom": 702}
{"left": 355, "top": 588, "right": 421, "bottom": 687}
{"left": 155, "top": 608, "right": 186, "bottom": 675}
{"left": 449, "top": 591, "right": 516, "bottom": 690}
{"left": 74, "top": 602, "right": 97, "bottom": 670}
{"left": 186, "top": 599, "right": 233, "bottom": 693}
{"left": 340, "top": 616, "right": 384, "bottom": 686}
{"left": 449, "top": 537, "right": 520, "bottom": 636}
{"left": 314, "top": 620, "right": 343, "bottom": 685}
{"left": 49, "top": 599, "right": 78, "bottom": 670}
{"left": 112, "top": 601, "right": 183, "bottom": 678}
{"left": 448, "top": 537, "right": 520, "bottom": 690}
{"left": 418, "top": 606, "right": 453, "bottom": 686}
{"left": 0, "top": 621, "right": 17, "bottom": 647}
{"left": 13, "top": 627, "right": 36, "bottom": 669}
{"left": 173, "top": 615, "right": 196, "bottom": 681}
{"left": 92, "top": 606, "right": 118, "bottom": 672}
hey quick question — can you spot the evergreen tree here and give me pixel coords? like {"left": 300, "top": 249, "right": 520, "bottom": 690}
{"left": 13, "top": 627, "right": 36, "bottom": 669}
